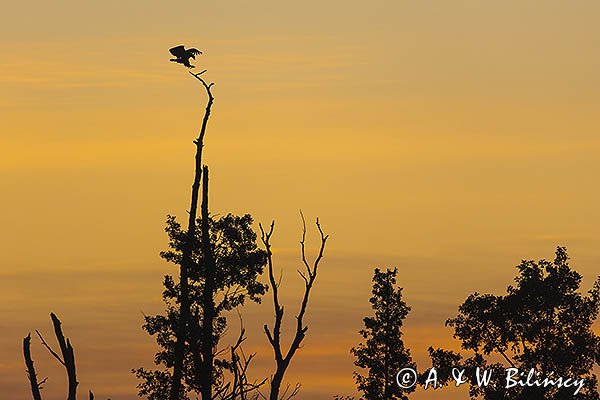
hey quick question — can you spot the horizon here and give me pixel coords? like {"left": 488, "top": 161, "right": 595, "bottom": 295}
{"left": 2, "top": 1, "right": 600, "bottom": 399}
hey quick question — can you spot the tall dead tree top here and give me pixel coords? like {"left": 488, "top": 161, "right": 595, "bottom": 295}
{"left": 259, "top": 212, "right": 329, "bottom": 400}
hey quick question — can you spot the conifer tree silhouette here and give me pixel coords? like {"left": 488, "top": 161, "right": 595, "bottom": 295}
{"left": 351, "top": 268, "right": 415, "bottom": 400}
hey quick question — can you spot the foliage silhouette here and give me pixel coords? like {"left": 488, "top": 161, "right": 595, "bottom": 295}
{"left": 351, "top": 268, "right": 415, "bottom": 400}
{"left": 428, "top": 246, "right": 600, "bottom": 399}
{"left": 134, "top": 212, "right": 268, "bottom": 400}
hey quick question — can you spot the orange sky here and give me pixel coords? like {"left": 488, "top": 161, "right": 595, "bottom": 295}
{"left": 1, "top": 1, "right": 600, "bottom": 399}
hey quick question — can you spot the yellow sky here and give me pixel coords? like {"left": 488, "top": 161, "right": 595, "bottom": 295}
{"left": 1, "top": 1, "right": 600, "bottom": 399}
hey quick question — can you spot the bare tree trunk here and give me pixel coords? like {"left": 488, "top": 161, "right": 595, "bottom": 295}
{"left": 23, "top": 334, "right": 43, "bottom": 400}
{"left": 199, "top": 165, "right": 216, "bottom": 400}
{"left": 260, "top": 213, "right": 328, "bottom": 400}
{"left": 51, "top": 313, "right": 78, "bottom": 400}
{"left": 170, "top": 72, "right": 215, "bottom": 400}
{"left": 36, "top": 313, "right": 78, "bottom": 400}
{"left": 29, "top": 314, "right": 101, "bottom": 399}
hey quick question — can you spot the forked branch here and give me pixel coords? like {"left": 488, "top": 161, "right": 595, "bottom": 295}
{"left": 214, "top": 314, "right": 267, "bottom": 400}
{"left": 36, "top": 313, "right": 78, "bottom": 400}
{"left": 259, "top": 212, "right": 329, "bottom": 400}
{"left": 26, "top": 314, "right": 99, "bottom": 400}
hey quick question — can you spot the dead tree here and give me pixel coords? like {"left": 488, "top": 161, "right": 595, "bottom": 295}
{"left": 199, "top": 164, "right": 217, "bottom": 400}
{"left": 24, "top": 313, "right": 98, "bottom": 400}
{"left": 213, "top": 317, "right": 268, "bottom": 400}
{"left": 23, "top": 334, "right": 44, "bottom": 400}
{"left": 259, "top": 212, "right": 329, "bottom": 400}
{"left": 227, "top": 331, "right": 263, "bottom": 400}
{"left": 196, "top": 166, "right": 255, "bottom": 400}
{"left": 170, "top": 70, "right": 215, "bottom": 400}
{"left": 36, "top": 313, "right": 78, "bottom": 400}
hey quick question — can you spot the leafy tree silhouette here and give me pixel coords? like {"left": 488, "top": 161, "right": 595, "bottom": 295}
{"left": 135, "top": 59, "right": 268, "bottom": 400}
{"left": 134, "top": 211, "right": 268, "bottom": 400}
{"left": 428, "top": 246, "right": 600, "bottom": 399}
{"left": 351, "top": 268, "right": 416, "bottom": 400}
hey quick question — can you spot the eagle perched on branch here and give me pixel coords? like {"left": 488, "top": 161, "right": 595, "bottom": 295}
{"left": 169, "top": 45, "right": 202, "bottom": 68}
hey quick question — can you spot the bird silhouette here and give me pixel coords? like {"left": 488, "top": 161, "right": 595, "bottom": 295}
{"left": 169, "top": 45, "right": 202, "bottom": 68}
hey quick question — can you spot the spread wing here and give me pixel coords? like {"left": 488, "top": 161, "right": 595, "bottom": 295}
{"left": 187, "top": 48, "right": 202, "bottom": 59}
{"left": 169, "top": 45, "right": 186, "bottom": 58}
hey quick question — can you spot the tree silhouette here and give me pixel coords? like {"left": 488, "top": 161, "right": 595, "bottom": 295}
{"left": 24, "top": 334, "right": 44, "bottom": 400}
{"left": 168, "top": 69, "right": 215, "bottom": 400}
{"left": 351, "top": 268, "right": 415, "bottom": 400}
{"left": 219, "top": 316, "right": 268, "bottom": 400}
{"left": 428, "top": 246, "right": 600, "bottom": 399}
{"left": 134, "top": 207, "right": 268, "bottom": 399}
{"left": 23, "top": 313, "right": 99, "bottom": 400}
{"left": 137, "top": 51, "right": 291, "bottom": 400}
{"left": 259, "top": 213, "right": 329, "bottom": 400}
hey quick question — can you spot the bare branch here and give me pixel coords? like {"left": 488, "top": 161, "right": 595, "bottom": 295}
{"left": 217, "top": 315, "right": 267, "bottom": 400}
{"left": 497, "top": 347, "right": 517, "bottom": 369}
{"left": 35, "top": 330, "right": 65, "bottom": 366}
{"left": 284, "top": 383, "right": 301, "bottom": 400}
{"left": 299, "top": 210, "right": 311, "bottom": 275}
{"left": 261, "top": 213, "right": 328, "bottom": 400}
{"left": 260, "top": 220, "right": 284, "bottom": 364}
{"left": 23, "top": 333, "right": 43, "bottom": 400}
{"left": 280, "top": 382, "right": 301, "bottom": 400}
{"left": 189, "top": 71, "right": 215, "bottom": 105}
{"left": 297, "top": 270, "right": 309, "bottom": 286}
{"left": 50, "top": 313, "right": 78, "bottom": 400}
{"left": 33, "top": 314, "right": 80, "bottom": 400}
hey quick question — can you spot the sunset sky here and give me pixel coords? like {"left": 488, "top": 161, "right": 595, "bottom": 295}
{"left": 2, "top": 1, "right": 600, "bottom": 399}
